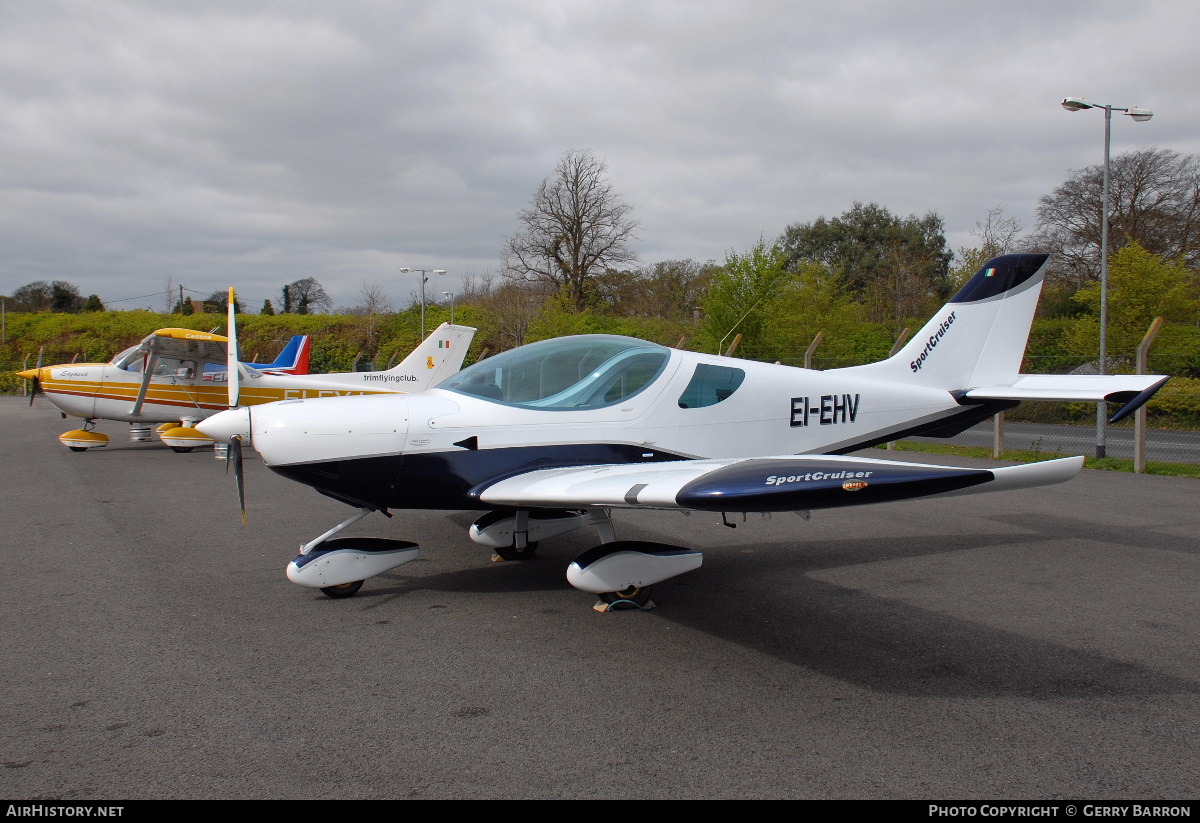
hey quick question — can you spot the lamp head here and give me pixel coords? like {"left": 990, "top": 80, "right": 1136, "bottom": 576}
{"left": 1127, "top": 107, "right": 1153, "bottom": 122}
{"left": 1061, "top": 97, "right": 1093, "bottom": 112}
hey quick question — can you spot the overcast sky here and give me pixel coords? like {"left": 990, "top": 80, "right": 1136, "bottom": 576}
{"left": 3, "top": 0, "right": 1197, "bottom": 312}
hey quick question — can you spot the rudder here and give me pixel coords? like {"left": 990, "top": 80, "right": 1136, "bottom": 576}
{"left": 837, "top": 254, "right": 1049, "bottom": 391}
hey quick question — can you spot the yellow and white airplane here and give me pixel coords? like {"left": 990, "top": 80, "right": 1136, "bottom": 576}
{"left": 18, "top": 288, "right": 477, "bottom": 452}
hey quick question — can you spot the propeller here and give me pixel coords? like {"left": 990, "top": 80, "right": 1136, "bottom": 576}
{"left": 28, "top": 347, "right": 44, "bottom": 406}
{"left": 227, "top": 433, "right": 248, "bottom": 525}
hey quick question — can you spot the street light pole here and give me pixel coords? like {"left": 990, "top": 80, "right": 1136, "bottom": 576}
{"left": 399, "top": 267, "right": 447, "bottom": 338}
{"left": 1061, "top": 97, "right": 1153, "bottom": 458}
{"left": 442, "top": 291, "right": 456, "bottom": 326}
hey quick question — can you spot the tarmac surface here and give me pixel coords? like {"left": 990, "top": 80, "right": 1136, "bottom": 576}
{"left": 2, "top": 396, "right": 1198, "bottom": 800}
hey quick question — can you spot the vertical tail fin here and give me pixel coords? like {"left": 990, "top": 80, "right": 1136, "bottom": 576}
{"left": 836, "top": 254, "right": 1049, "bottom": 390}
{"left": 259, "top": 335, "right": 312, "bottom": 374}
{"left": 377, "top": 323, "right": 477, "bottom": 391}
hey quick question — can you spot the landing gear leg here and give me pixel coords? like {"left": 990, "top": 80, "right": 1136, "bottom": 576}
{"left": 491, "top": 509, "right": 537, "bottom": 562}
{"left": 587, "top": 508, "right": 616, "bottom": 544}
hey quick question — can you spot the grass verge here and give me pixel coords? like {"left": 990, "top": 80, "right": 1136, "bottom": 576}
{"left": 878, "top": 440, "right": 1200, "bottom": 479}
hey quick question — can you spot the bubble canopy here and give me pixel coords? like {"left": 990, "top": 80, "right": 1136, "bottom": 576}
{"left": 438, "top": 335, "right": 671, "bottom": 410}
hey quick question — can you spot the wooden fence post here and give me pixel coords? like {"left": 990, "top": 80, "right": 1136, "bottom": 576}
{"left": 804, "top": 331, "right": 824, "bottom": 369}
{"left": 1134, "top": 317, "right": 1165, "bottom": 473}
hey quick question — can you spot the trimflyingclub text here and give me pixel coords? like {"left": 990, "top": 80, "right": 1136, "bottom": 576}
{"left": 929, "top": 807, "right": 1191, "bottom": 818}
{"left": 6, "top": 808, "right": 123, "bottom": 818}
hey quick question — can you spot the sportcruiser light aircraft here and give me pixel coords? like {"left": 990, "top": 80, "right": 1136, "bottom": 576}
{"left": 19, "top": 289, "right": 476, "bottom": 452}
{"left": 198, "top": 255, "right": 1169, "bottom": 610}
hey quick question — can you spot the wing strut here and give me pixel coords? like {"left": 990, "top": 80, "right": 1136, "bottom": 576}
{"left": 129, "top": 347, "right": 159, "bottom": 417}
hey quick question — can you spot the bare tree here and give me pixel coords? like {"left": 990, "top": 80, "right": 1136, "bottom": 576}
{"left": 287, "top": 277, "right": 333, "bottom": 314}
{"left": 973, "top": 205, "right": 1025, "bottom": 255}
{"left": 503, "top": 149, "right": 640, "bottom": 312}
{"left": 638, "top": 259, "right": 718, "bottom": 320}
{"left": 9, "top": 280, "right": 84, "bottom": 312}
{"left": 949, "top": 206, "right": 1026, "bottom": 291}
{"left": 476, "top": 283, "right": 546, "bottom": 350}
{"left": 9, "top": 281, "right": 54, "bottom": 312}
{"left": 1032, "top": 147, "right": 1200, "bottom": 288}
{"left": 354, "top": 280, "right": 392, "bottom": 316}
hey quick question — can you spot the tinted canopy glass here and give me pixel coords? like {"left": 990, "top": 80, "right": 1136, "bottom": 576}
{"left": 439, "top": 335, "right": 670, "bottom": 410}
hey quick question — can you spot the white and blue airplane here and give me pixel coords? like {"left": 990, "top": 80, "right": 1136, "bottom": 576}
{"left": 199, "top": 255, "right": 1169, "bottom": 609}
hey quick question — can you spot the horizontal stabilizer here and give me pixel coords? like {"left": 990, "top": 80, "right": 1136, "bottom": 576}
{"left": 477, "top": 454, "right": 1084, "bottom": 513}
{"left": 964, "top": 374, "right": 1170, "bottom": 423}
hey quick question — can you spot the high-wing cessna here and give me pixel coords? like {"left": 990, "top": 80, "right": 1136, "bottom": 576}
{"left": 19, "top": 289, "right": 476, "bottom": 453}
{"left": 198, "top": 255, "right": 1169, "bottom": 610}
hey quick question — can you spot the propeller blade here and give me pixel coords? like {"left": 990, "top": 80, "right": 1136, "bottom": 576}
{"left": 227, "top": 287, "right": 240, "bottom": 408}
{"left": 229, "top": 434, "right": 248, "bottom": 525}
{"left": 30, "top": 347, "right": 44, "bottom": 406}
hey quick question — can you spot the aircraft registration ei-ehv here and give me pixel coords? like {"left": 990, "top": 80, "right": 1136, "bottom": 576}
{"left": 17, "top": 288, "right": 476, "bottom": 453}
{"left": 198, "top": 255, "right": 1169, "bottom": 611}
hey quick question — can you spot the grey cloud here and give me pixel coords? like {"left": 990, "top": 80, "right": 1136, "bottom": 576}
{"left": 2, "top": 0, "right": 1198, "bottom": 309}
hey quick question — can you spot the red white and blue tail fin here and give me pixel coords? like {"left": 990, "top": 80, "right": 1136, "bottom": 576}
{"left": 255, "top": 335, "right": 312, "bottom": 374}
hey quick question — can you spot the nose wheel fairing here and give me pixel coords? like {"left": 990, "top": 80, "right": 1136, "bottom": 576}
{"left": 287, "top": 538, "right": 420, "bottom": 591}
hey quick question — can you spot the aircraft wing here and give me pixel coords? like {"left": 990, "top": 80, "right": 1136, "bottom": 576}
{"left": 118, "top": 328, "right": 234, "bottom": 416}
{"left": 144, "top": 328, "right": 232, "bottom": 365}
{"left": 476, "top": 453, "right": 1084, "bottom": 513}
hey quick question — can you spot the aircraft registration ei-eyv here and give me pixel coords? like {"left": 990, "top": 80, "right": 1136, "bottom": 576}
{"left": 198, "top": 255, "right": 1169, "bottom": 611}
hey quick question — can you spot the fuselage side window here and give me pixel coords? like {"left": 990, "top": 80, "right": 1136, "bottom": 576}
{"left": 678, "top": 364, "right": 745, "bottom": 409}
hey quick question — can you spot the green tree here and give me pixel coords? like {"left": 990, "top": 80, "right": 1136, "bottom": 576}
{"left": 698, "top": 240, "right": 788, "bottom": 358}
{"left": 50, "top": 281, "right": 84, "bottom": 313}
{"left": 261, "top": 299, "right": 275, "bottom": 316}
{"left": 202, "top": 292, "right": 241, "bottom": 314}
{"left": 10, "top": 281, "right": 54, "bottom": 312}
{"left": 1068, "top": 243, "right": 1200, "bottom": 360}
{"left": 82, "top": 294, "right": 105, "bottom": 312}
{"left": 780, "top": 202, "right": 952, "bottom": 326}
{"left": 637, "top": 259, "right": 717, "bottom": 321}
{"left": 760, "top": 261, "right": 879, "bottom": 366}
